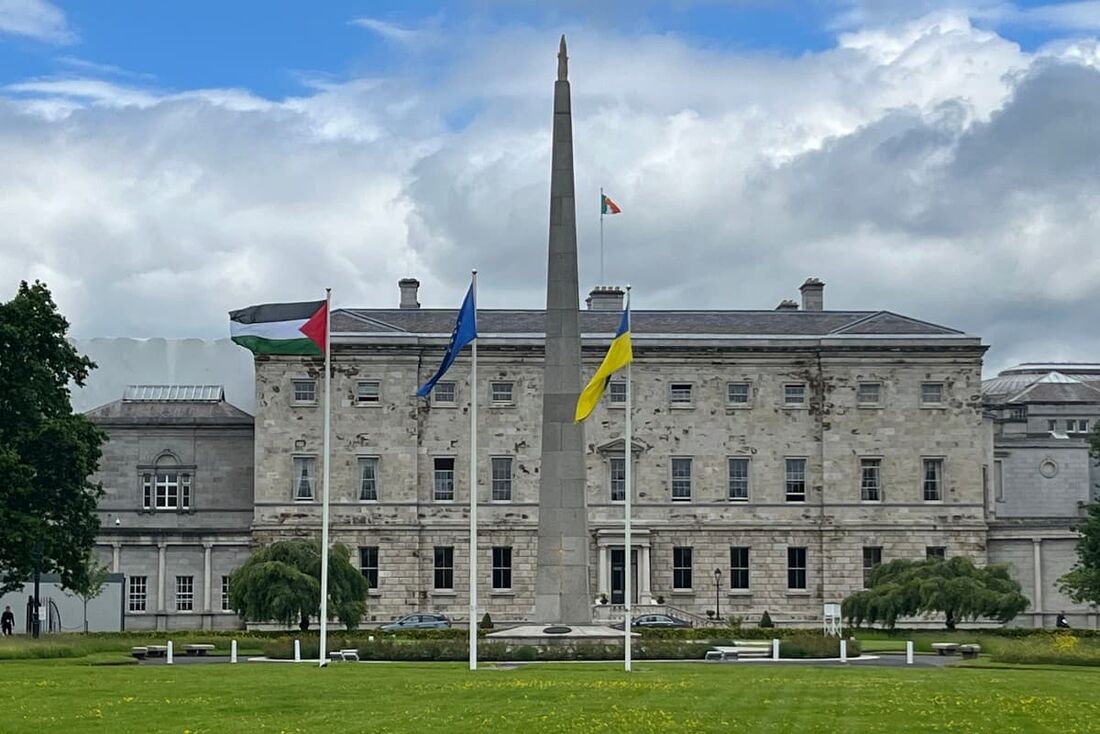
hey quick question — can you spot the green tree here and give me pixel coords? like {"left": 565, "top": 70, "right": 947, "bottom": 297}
{"left": 0, "top": 281, "right": 104, "bottom": 595}
{"left": 843, "top": 556, "right": 1028, "bottom": 630}
{"left": 229, "top": 540, "right": 368, "bottom": 630}
{"left": 71, "top": 550, "right": 111, "bottom": 633}
{"left": 1058, "top": 503, "right": 1100, "bottom": 605}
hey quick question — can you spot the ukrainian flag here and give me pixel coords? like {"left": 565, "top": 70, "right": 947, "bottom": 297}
{"left": 575, "top": 305, "right": 633, "bottom": 422}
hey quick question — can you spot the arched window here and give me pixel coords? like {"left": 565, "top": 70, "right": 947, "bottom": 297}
{"left": 140, "top": 452, "right": 192, "bottom": 511}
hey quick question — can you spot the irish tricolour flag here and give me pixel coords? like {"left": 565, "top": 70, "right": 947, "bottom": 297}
{"left": 229, "top": 300, "right": 328, "bottom": 355}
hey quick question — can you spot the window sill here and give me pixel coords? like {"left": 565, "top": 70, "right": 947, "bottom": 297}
{"left": 434, "top": 499, "right": 456, "bottom": 504}
{"left": 920, "top": 404, "right": 945, "bottom": 409}
{"left": 725, "top": 405, "right": 752, "bottom": 411}
{"left": 857, "top": 404, "right": 883, "bottom": 410}
{"left": 354, "top": 403, "right": 382, "bottom": 408}
{"left": 669, "top": 404, "right": 695, "bottom": 410}
{"left": 782, "top": 405, "right": 808, "bottom": 410}
{"left": 671, "top": 498, "right": 692, "bottom": 503}
{"left": 490, "top": 403, "right": 515, "bottom": 408}
{"left": 785, "top": 590, "right": 811, "bottom": 597}
{"left": 670, "top": 589, "right": 694, "bottom": 595}
{"left": 785, "top": 498, "right": 806, "bottom": 503}
{"left": 291, "top": 402, "right": 318, "bottom": 408}
{"left": 367, "top": 590, "right": 382, "bottom": 597}
{"left": 432, "top": 403, "right": 457, "bottom": 409}
{"left": 358, "top": 499, "right": 378, "bottom": 504}
{"left": 490, "top": 500, "right": 513, "bottom": 504}
{"left": 923, "top": 499, "right": 944, "bottom": 504}
{"left": 490, "top": 591, "right": 515, "bottom": 597}
{"left": 727, "top": 590, "right": 752, "bottom": 597}
{"left": 860, "top": 499, "right": 882, "bottom": 504}
{"left": 728, "top": 498, "right": 749, "bottom": 503}
{"left": 431, "top": 590, "right": 456, "bottom": 597}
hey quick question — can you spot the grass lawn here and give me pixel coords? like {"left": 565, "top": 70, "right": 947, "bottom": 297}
{"left": 1, "top": 660, "right": 1099, "bottom": 733}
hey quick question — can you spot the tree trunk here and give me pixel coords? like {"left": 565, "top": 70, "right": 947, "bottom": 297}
{"left": 83, "top": 598, "right": 88, "bottom": 634}
{"left": 945, "top": 611, "right": 956, "bottom": 631}
{"left": 299, "top": 612, "right": 309, "bottom": 632}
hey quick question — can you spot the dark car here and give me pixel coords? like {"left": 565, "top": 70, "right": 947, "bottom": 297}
{"left": 380, "top": 613, "right": 451, "bottom": 631}
{"left": 610, "top": 613, "right": 691, "bottom": 630}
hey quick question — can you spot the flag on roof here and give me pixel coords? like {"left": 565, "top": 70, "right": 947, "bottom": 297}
{"left": 601, "top": 194, "right": 622, "bottom": 215}
{"left": 575, "top": 304, "right": 632, "bottom": 422}
{"left": 229, "top": 300, "right": 328, "bottom": 356}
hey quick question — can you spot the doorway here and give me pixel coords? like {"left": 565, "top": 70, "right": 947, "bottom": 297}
{"left": 610, "top": 547, "right": 639, "bottom": 605}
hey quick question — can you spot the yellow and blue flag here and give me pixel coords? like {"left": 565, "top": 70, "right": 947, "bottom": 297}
{"left": 575, "top": 304, "right": 633, "bottom": 422}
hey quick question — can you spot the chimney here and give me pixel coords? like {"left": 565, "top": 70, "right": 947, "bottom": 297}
{"left": 586, "top": 286, "right": 625, "bottom": 311}
{"left": 398, "top": 278, "right": 420, "bottom": 310}
{"left": 776, "top": 299, "right": 799, "bottom": 311}
{"left": 800, "top": 277, "right": 824, "bottom": 311}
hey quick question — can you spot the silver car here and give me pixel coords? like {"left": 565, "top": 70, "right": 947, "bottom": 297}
{"left": 380, "top": 613, "right": 451, "bottom": 631}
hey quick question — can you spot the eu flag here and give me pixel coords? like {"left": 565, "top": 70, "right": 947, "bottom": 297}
{"left": 416, "top": 284, "right": 477, "bottom": 397}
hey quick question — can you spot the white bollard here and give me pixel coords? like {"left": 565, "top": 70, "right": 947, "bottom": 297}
{"left": 772, "top": 639, "right": 780, "bottom": 660}
{"left": 230, "top": 639, "right": 238, "bottom": 664}
{"left": 166, "top": 640, "right": 174, "bottom": 665}
{"left": 906, "top": 640, "right": 914, "bottom": 665}
{"left": 294, "top": 639, "right": 301, "bottom": 662}
{"left": 840, "top": 639, "right": 847, "bottom": 663}
{"left": 368, "top": 635, "right": 374, "bottom": 643}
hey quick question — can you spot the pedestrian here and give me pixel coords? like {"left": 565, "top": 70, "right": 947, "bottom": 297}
{"left": 1, "top": 605, "right": 14, "bottom": 636}
{"left": 1057, "top": 611, "right": 1071, "bottom": 629}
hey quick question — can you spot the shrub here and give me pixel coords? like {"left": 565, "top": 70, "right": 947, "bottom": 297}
{"left": 779, "top": 633, "right": 861, "bottom": 659}
{"left": 480, "top": 613, "right": 494, "bottom": 630}
{"left": 759, "top": 611, "right": 774, "bottom": 628}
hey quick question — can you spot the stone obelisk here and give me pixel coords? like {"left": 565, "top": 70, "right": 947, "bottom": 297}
{"left": 534, "top": 36, "right": 591, "bottom": 625}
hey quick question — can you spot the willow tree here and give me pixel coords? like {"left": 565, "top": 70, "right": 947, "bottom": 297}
{"left": 229, "top": 540, "right": 368, "bottom": 630}
{"left": 843, "top": 556, "right": 1028, "bottom": 630}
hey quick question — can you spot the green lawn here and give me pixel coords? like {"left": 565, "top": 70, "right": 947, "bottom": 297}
{"left": 1, "top": 660, "right": 1099, "bottom": 733}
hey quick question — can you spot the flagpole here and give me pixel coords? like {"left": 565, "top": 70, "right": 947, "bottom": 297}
{"left": 624, "top": 284, "right": 632, "bottom": 673}
{"left": 599, "top": 187, "right": 605, "bottom": 284}
{"left": 469, "top": 269, "right": 479, "bottom": 672}
{"left": 319, "top": 287, "right": 332, "bottom": 668}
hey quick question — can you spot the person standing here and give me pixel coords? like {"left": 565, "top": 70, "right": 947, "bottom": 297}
{"left": 1, "top": 606, "right": 14, "bottom": 636}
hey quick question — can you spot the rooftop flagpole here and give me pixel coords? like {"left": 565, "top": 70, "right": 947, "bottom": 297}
{"left": 600, "top": 188, "right": 605, "bottom": 284}
{"left": 469, "top": 269, "right": 479, "bottom": 672}
{"left": 624, "top": 284, "right": 633, "bottom": 673}
{"left": 318, "top": 287, "right": 332, "bottom": 668}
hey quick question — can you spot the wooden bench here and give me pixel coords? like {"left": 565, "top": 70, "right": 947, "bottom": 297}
{"left": 130, "top": 646, "right": 148, "bottom": 660}
{"left": 959, "top": 644, "right": 981, "bottom": 659}
{"left": 184, "top": 644, "right": 215, "bottom": 656}
{"left": 146, "top": 645, "right": 168, "bottom": 658}
{"left": 931, "top": 643, "right": 959, "bottom": 656}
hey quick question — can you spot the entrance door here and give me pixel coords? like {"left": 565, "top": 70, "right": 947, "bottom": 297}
{"left": 610, "top": 548, "right": 639, "bottom": 605}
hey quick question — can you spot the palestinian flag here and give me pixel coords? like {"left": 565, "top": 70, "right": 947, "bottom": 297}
{"left": 229, "top": 299, "right": 328, "bottom": 356}
{"left": 601, "top": 194, "right": 621, "bottom": 215}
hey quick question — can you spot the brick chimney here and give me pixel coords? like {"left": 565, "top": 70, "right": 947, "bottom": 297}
{"left": 586, "top": 286, "right": 625, "bottom": 311}
{"left": 398, "top": 278, "right": 420, "bottom": 310}
{"left": 799, "top": 277, "right": 824, "bottom": 311}
{"left": 776, "top": 299, "right": 799, "bottom": 311}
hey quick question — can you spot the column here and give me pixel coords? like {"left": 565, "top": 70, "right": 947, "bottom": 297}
{"left": 1032, "top": 539, "right": 1043, "bottom": 628}
{"left": 111, "top": 543, "right": 120, "bottom": 573}
{"left": 203, "top": 543, "right": 213, "bottom": 613}
{"left": 597, "top": 546, "right": 608, "bottom": 599}
{"left": 157, "top": 542, "right": 167, "bottom": 613}
{"left": 640, "top": 546, "right": 652, "bottom": 603}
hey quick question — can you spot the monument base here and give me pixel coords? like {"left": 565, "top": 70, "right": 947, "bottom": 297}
{"left": 486, "top": 624, "right": 637, "bottom": 647}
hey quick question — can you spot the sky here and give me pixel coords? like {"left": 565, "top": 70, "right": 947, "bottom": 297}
{"left": 3, "top": 1, "right": 1100, "bottom": 376}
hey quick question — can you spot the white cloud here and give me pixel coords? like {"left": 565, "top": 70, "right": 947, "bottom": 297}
{"left": 351, "top": 17, "right": 432, "bottom": 46}
{"left": 3, "top": 13, "right": 1100, "bottom": 375}
{"left": 0, "top": 0, "right": 74, "bottom": 43}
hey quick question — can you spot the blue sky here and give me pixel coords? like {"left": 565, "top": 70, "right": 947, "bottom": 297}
{"left": 0, "top": 1, "right": 1087, "bottom": 99}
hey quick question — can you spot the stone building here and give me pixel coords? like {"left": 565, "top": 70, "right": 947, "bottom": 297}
{"left": 87, "top": 385, "right": 253, "bottom": 630}
{"left": 984, "top": 364, "right": 1100, "bottom": 627}
{"left": 250, "top": 277, "right": 990, "bottom": 625}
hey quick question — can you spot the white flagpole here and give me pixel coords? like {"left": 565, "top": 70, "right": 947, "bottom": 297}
{"left": 599, "top": 188, "right": 605, "bottom": 284}
{"left": 319, "top": 288, "right": 332, "bottom": 668}
{"left": 624, "top": 285, "right": 632, "bottom": 673}
{"left": 469, "top": 269, "right": 479, "bottom": 672}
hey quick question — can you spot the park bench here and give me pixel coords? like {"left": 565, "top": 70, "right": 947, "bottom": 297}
{"left": 931, "top": 643, "right": 959, "bottom": 656}
{"left": 959, "top": 644, "right": 981, "bottom": 660}
{"left": 184, "top": 644, "right": 215, "bottom": 656}
{"left": 706, "top": 642, "right": 772, "bottom": 661}
{"left": 130, "top": 646, "right": 147, "bottom": 660}
{"left": 327, "top": 649, "right": 360, "bottom": 662}
{"left": 146, "top": 645, "right": 168, "bottom": 658}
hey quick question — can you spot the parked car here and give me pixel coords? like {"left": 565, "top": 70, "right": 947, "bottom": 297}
{"left": 610, "top": 613, "right": 691, "bottom": 630}
{"left": 380, "top": 613, "right": 452, "bottom": 631}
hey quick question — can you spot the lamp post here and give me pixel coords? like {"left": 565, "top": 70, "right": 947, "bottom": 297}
{"left": 713, "top": 568, "right": 722, "bottom": 622}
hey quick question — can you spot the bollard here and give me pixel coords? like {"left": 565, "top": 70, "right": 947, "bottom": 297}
{"left": 840, "top": 639, "right": 847, "bottom": 663}
{"left": 772, "top": 639, "right": 779, "bottom": 661}
{"left": 368, "top": 635, "right": 374, "bottom": 643}
{"left": 294, "top": 639, "right": 301, "bottom": 662}
{"left": 906, "top": 640, "right": 914, "bottom": 665}
{"left": 230, "top": 639, "right": 238, "bottom": 664}
{"left": 166, "top": 640, "right": 174, "bottom": 665}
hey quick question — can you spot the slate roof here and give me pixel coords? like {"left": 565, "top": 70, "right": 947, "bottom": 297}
{"left": 983, "top": 370, "right": 1100, "bottom": 405}
{"left": 332, "top": 309, "right": 966, "bottom": 338}
{"left": 86, "top": 384, "right": 253, "bottom": 425}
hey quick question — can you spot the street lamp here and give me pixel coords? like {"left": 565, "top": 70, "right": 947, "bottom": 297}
{"left": 713, "top": 568, "right": 722, "bottom": 622}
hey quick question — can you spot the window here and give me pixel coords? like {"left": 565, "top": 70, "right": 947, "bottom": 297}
{"left": 920, "top": 382, "right": 944, "bottom": 405}
{"left": 727, "top": 382, "right": 750, "bottom": 406}
{"left": 671, "top": 458, "right": 692, "bottom": 501}
{"left": 221, "top": 576, "right": 232, "bottom": 612}
{"left": 490, "top": 381, "right": 514, "bottom": 404}
{"left": 142, "top": 471, "right": 192, "bottom": 511}
{"left": 491, "top": 457, "right": 513, "bottom": 501}
{"left": 728, "top": 458, "right": 749, "bottom": 501}
{"left": 433, "top": 381, "right": 456, "bottom": 404}
{"left": 926, "top": 546, "right": 946, "bottom": 560}
{"left": 492, "top": 546, "right": 512, "bottom": 590}
{"left": 358, "top": 457, "right": 379, "bottom": 501}
{"left": 857, "top": 382, "right": 881, "bottom": 405}
{"left": 784, "top": 383, "right": 806, "bottom": 406}
{"left": 433, "top": 546, "right": 454, "bottom": 590}
{"left": 730, "top": 547, "right": 750, "bottom": 590}
{"left": 922, "top": 458, "right": 943, "bottom": 501}
{"left": 994, "top": 460, "right": 1004, "bottom": 502}
{"left": 1009, "top": 406, "right": 1027, "bottom": 420}
{"left": 610, "top": 457, "right": 626, "bottom": 502}
{"left": 433, "top": 458, "right": 455, "bottom": 501}
{"left": 860, "top": 458, "right": 882, "bottom": 501}
{"left": 785, "top": 458, "right": 807, "bottom": 502}
{"left": 787, "top": 547, "right": 807, "bottom": 590}
{"left": 175, "top": 576, "right": 194, "bottom": 612}
{"left": 669, "top": 383, "right": 693, "bottom": 405}
{"left": 292, "top": 379, "right": 316, "bottom": 403}
{"left": 1080, "top": 420, "right": 1091, "bottom": 434}
{"left": 609, "top": 381, "right": 627, "bottom": 404}
{"left": 292, "top": 457, "right": 316, "bottom": 501}
{"left": 359, "top": 546, "right": 379, "bottom": 590}
{"left": 142, "top": 474, "right": 151, "bottom": 510}
{"left": 128, "top": 576, "right": 147, "bottom": 612}
{"left": 673, "top": 547, "right": 693, "bottom": 590}
{"left": 1067, "top": 420, "right": 1077, "bottom": 433}
{"left": 862, "top": 546, "right": 882, "bottom": 587}
{"left": 1048, "top": 419, "right": 1057, "bottom": 432}
{"left": 356, "top": 380, "right": 380, "bottom": 404}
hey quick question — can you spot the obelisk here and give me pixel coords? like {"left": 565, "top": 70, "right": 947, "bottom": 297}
{"left": 534, "top": 36, "right": 591, "bottom": 625}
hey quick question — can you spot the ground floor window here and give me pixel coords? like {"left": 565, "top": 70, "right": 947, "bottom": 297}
{"left": 673, "top": 546, "right": 693, "bottom": 590}
{"left": 360, "top": 546, "right": 379, "bottom": 590}
{"left": 175, "top": 575, "right": 194, "bottom": 611}
{"left": 787, "top": 547, "right": 807, "bottom": 590}
{"left": 492, "top": 546, "right": 512, "bottom": 590}
{"left": 128, "top": 576, "right": 147, "bottom": 612}
{"left": 221, "top": 575, "right": 232, "bottom": 612}
{"left": 434, "top": 546, "right": 454, "bottom": 590}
